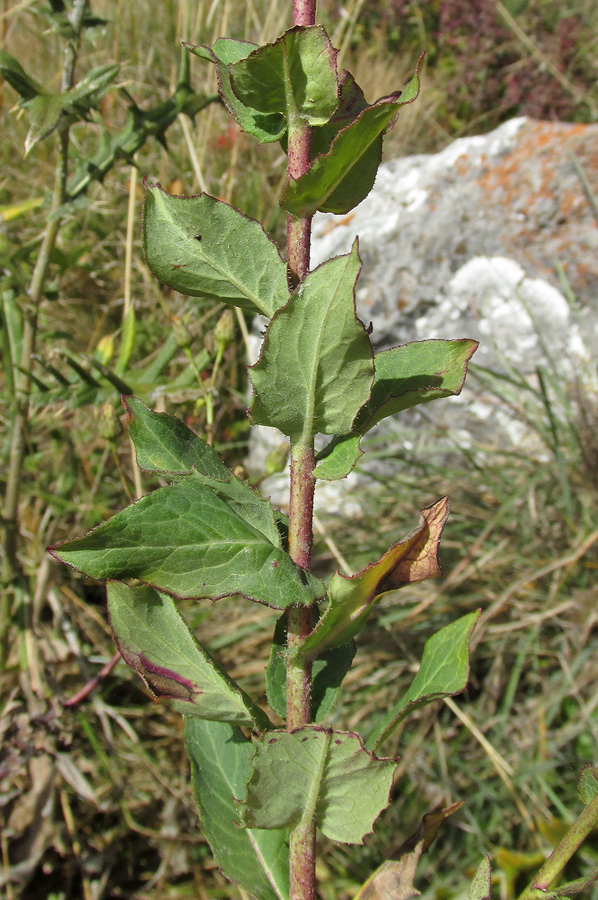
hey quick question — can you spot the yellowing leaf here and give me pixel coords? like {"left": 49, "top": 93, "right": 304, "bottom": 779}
{"left": 355, "top": 801, "right": 465, "bottom": 900}
{"left": 355, "top": 846, "right": 422, "bottom": 900}
{"left": 295, "top": 498, "right": 449, "bottom": 659}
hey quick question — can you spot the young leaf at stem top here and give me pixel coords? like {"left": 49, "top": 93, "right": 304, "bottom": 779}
{"left": 250, "top": 241, "right": 374, "bottom": 444}
{"left": 229, "top": 26, "right": 339, "bottom": 130}
{"left": 281, "top": 54, "right": 424, "bottom": 217}
{"left": 187, "top": 39, "right": 286, "bottom": 144}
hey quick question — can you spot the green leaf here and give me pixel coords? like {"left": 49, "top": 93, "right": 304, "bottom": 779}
{"left": 295, "top": 498, "right": 450, "bottom": 661}
{"left": 281, "top": 56, "right": 423, "bottom": 217}
{"left": 310, "top": 71, "right": 369, "bottom": 157}
{"left": 469, "top": 857, "right": 492, "bottom": 900}
{"left": 307, "top": 70, "right": 382, "bottom": 216}
{"left": 311, "top": 642, "right": 356, "bottom": 723}
{"left": 185, "top": 719, "right": 289, "bottom": 900}
{"left": 143, "top": 185, "right": 290, "bottom": 317}
{"left": 50, "top": 474, "right": 324, "bottom": 609}
{"left": 107, "top": 582, "right": 269, "bottom": 728}
{"left": 266, "top": 612, "right": 355, "bottom": 722}
{"left": 123, "top": 396, "right": 230, "bottom": 479}
{"left": 314, "top": 433, "right": 362, "bottom": 481}
{"left": 192, "top": 38, "right": 255, "bottom": 65}
{"left": 0, "top": 49, "right": 43, "bottom": 101}
{"left": 124, "top": 397, "right": 283, "bottom": 547}
{"left": 353, "top": 339, "right": 479, "bottom": 432}
{"left": 241, "top": 727, "right": 396, "bottom": 844}
{"left": 315, "top": 339, "right": 479, "bottom": 481}
{"left": 230, "top": 26, "right": 338, "bottom": 129}
{"left": 367, "top": 611, "right": 480, "bottom": 751}
{"left": 188, "top": 38, "right": 285, "bottom": 143}
{"left": 24, "top": 94, "right": 66, "bottom": 155}
{"left": 65, "top": 64, "right": 120, "bottom": 112}
{"left": 250, "top": 242, "right": 374, "bottom": 442}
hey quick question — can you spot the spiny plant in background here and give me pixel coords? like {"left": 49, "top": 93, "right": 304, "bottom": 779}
{"left": 0, "top": 0, "right": 220, "bottom": 665}
{"left": 49, "top": 2, "right": 598, "bottom": 899}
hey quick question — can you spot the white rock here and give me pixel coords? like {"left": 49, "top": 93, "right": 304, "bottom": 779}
{"left": 247, "top": 117, "right": 598, "bottom": 515}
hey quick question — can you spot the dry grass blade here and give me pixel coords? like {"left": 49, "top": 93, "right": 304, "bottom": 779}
{"left": 180, "top": 113, "right": 209, "bottom": 193}
{"left": 476, "top": 528, "right": 598, "bottom": 641}
{"left": 314, "top": 512, "right": 353, "bottom": 575}
{"left": 443, "top": 697, "right": 536, "bottom": 831}
{"left": 0, "top": 0, "right": 36, "bottom": 21}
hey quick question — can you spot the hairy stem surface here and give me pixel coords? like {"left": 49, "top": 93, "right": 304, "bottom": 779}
{"left": 286, "top": 440, "right": 316, "bottom": 900}
{"left": 286, "top": 4, "right": 317, "bottom": 900}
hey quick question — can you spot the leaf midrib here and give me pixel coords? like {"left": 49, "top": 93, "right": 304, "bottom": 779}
{"left": 79, "top": 532, "right": 276, "bottom": 554}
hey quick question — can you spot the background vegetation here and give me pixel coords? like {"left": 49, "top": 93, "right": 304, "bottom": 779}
{"left": 1, "top": 1, "right": 598, "bottom": 899}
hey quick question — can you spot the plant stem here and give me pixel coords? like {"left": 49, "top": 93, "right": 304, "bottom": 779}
{"left": 292, "top": 0, "right": 317, "bottom": 28}
{"left": 286, "top": 4, "right": 317, "bottom": 899}
{"left": 287, "top": 442, "right": 316, "bottom": 900}
{"left": 287, "top": 441, "right": 316, "bottom": 723}
{"left": 0, "top": 0, "right": 89, "bottom": 670}
{"left": 285, "top": 75, "right": 313, "bottom": 286}
{"left": 517, "top": 790, "right": 598, "bottom": 900}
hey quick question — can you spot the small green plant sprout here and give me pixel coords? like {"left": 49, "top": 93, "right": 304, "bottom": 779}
{"left": 49, "top": 2, "right": 490, "bottom": 898}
